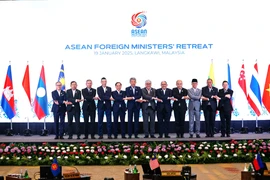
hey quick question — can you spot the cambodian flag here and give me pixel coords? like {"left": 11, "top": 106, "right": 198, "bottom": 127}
{"left": 33, "top": 65, "right": 49, "bottom": 120}
{"left": 1, "top": 65, "right": 16, "bottom": 119}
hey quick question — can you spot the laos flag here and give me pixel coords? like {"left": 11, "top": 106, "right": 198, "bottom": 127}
{"left": 33, "top": 65, "right": 48, "bottom": 120}
{"left": 1, "top": 65, "right": 16, "bottom": 119}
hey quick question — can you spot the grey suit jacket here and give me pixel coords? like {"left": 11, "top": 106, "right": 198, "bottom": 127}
{"left": 142, "top": 87, "right": 156, "bottom": 110}
{"left": 188, "top": 88, "right": 201, "bottom": 111}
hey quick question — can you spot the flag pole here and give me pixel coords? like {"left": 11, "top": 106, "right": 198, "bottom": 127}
{"left": 44, "top": 117, "right": 46, "bottom": 130}
{"left": 10, "top": 118, "right": 13, "bottom": 129}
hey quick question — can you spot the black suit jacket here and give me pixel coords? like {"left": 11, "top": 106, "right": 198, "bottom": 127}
{"left": 201, "top": 86, "right": 218, "bottom": 111}
{"left": 82, "top": 88, "right": 96, "bottom": 111}
{"left": 97, "top": 86, "right": 112, "bottom": 110}
{"left": 217, "top": 88, "right": 233, "bottom": 112}
{"left": 112, "top": 90, "right": 127, "bottom": 112}
{"left": 51, "top": 90, "right": 67, "bottom": 113}
{"left": 125, "top": 86, "right": 142, "bottom": 110}
{"left": 172, "top": 88, "right": 188, "bottom": 111}
{"left": 156, "top": 88, "right": 172, "bottom": 112}
{"left": 66, "top": 89, "right": 81, "bottom": 112}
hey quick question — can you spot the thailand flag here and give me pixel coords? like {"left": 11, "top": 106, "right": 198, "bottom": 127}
{"left": 33, "top": 65, "right": 49, "bottom": 120}
{"left": 1, "top": 65, "right": 16, "bottom": 119}
{"left": 248, "top": 63, "right": 262, "bottom": 116}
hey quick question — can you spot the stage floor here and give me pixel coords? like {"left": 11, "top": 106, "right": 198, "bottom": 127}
{"left": 0, "top": 132, "right": 270, "bottom": 143}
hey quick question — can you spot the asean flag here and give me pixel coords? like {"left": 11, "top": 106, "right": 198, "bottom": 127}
{"left": 33, "top": 65, "right": 49, "bottom": 120}
{"left": 1, "top": 65, "right": 16, "bottom": 119}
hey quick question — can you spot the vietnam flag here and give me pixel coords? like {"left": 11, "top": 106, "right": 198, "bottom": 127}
{"left": 262, "top": 64, "right": 270, "bottom": 113}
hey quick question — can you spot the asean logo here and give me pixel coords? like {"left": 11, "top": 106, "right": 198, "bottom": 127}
{"left": 131, "top": 11, "right": 147, "bottom": 37}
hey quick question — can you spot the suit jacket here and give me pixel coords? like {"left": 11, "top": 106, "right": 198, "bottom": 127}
{"left": 141, "top": 87, "right": 156, "bottom": 110}
{"left": 51, "top": 90, "right": 67, "bottom": 113}
{"left": 188, "top": 88, "right": 202, "bottom": 111}
{"left": 82, "top": 88, "right": 96, "bottom": 111}
{"left": 172, "top": 87, "right": 188, "bottom": 111}
{"left": 112, "top": 90, "right": 127, "bottom": 112}
{"left": 125, "top": 86, "right": 142, "bottom": 110}
{"left": 156, "top": 88, "right": 172, "bottom": 112}
{"left": 217, "top": 88, "right": 233, "bottom": 112}
{"left": 201, "top": 86, "right": 218, "bottom": 111}
{"left": 66, "top": 89, "right": 81, "bottom": 112}
{"left": 97, "top": 86, "right": 112, "bottom": 110}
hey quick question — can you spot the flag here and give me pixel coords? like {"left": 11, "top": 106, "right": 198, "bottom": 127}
{"left": 1, "top": 65, "right": 16, "bottom": 119}
{"left": 248, "top": 63, "right": 262, "bottom": 116}
{"left": 33, "top": 65, "right": 48, "bottom": 120}
{"left": 208, "top": 61, "right": 215, "bottom": 86}
{"left": 22, "top": 64, "right": 31, "bottom": 104}
{"left": 262, "top": 65, "right": 270, "bottom": 113}
{"left": 58, "top": 63, "right": 65, "bottom": 90}
{"left": 51, "top": 158, "right": 60, "bottom": 177}
{"left": 149, "top": 154, "right": 160, "bottom": 170}
{"left": 238, "top": 64, "right": 247, "bottom": 96}
{"left": 227, "top": 63, "right": 232, "bottom": 89}
{"left": 253, "top": 153, "right": 264, "bottom": 171}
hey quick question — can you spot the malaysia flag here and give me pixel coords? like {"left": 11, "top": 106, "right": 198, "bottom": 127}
{"left": 248, "top": 63, "right": 262, "bottom": 116}
{"left": 33, "top": 65, "right": 49, "bottom": 120}
{"left": 1, "top": 65, "right": 16, "bottom": 119}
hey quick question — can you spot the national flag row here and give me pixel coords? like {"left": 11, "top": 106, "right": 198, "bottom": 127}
{"left": 1, "top": 61, "right": 270, "bottom": 120}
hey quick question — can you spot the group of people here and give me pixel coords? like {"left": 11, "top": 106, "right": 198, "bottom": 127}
{"left": 51, "top": 77, "right": 233, "bottom": 140}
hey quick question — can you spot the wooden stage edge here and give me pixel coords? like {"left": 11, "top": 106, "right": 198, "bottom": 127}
{"left": 0, "top": 133, "right": 270, "bottom": 143}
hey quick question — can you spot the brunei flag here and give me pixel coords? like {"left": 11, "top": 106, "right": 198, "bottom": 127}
{"left": 208, "top": 60, "right": 215, "bottom": 86}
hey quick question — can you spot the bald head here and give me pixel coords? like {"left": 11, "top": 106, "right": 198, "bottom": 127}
{"left": 176, "top": 80, "right": 183, "bottom": 89}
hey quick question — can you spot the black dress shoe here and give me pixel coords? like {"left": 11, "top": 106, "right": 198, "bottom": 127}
{"left": 122, "top": 136, "right": 126, "bottom": 139}
{"left": 226, "top": 134, "right": 230, "bottom": 137}
{"left": 150, "top": 135, "right": 156, "bottom": 138}
{"left": 83, "top": 137, "right": 88, "bottom": 139}
{"left": 144, "top": 135, "right": 149, "bottom": 138}
{"left": 180, "top": 134, "right": 184, "bottom": 138}
{"left": 98, "top": 136, "right": 103, "bottom": 139}
{"left": 114, "top": 136, "right": 118, "bottom": 139}
{"left": 211, "top": 134, "right": 214, "bottom": 137}
{"left": 128, "top": 136, "right": 132, "bottom": 139}
{"left": 221, "top": 134, "right": 225, "bottom": 137}
{"left": 60, "top": 136, "right": 64, "bottom": 139}
{"left": 54, "top": 137, "right": 59, "bottom": 140}
{"left": 196, "top": 134, "right": 200, "bottom": 138}
{"left": 108, "top": 136, "right": 113, "bottom": 139}
{"left": 165, "top": 135, "right": 170, "bottom": 138}
{"left": 205, "top": 135, "right": 210, "bottom": 138}
{"left": 91, "top": 136, "right": 96, "bottom": 139}
{"left": 189, "top": 135, "right": 193, "bottom": 138}
{"left": 77, "top": 137, "right": 80, "bottom": 140}
{"left": 135, "top": 136, "right": 139, "bottom": 138}
{"left": 158, "top": 136, "right": 163, "bottom": 138}
{"left": 68, "top": 136, "right": 72, "bottom": 139}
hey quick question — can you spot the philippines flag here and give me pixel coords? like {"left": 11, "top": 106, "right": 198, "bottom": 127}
{"left": 1, "top": 65, "right": 16, "bottom": 119}
{"left": 33, "top": 65, "right": 49, "bottom": 120}
{"left": 58, "top": 63, "right": 65, "bottom": 90}
{"left": 248, "top": 63, "right": 262, "bottom": 116}
{"left": 253, "top": 153, "right": 264, "bottom": 171}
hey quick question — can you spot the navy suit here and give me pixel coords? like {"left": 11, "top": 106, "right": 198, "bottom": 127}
{"left": 82, "top": 88, "right": 96, "bottom": 138}
{"left": 51, "top": 90, "right": 67, "bottom": 138}
{"left": 218, "top": 88, "right": 234, "bottom": 136}
{"left": 66, "top": 89, "right": 81, "bottom": 138}
{"left": 97, "top": 86, "right": 112, "bottom": 137}
{"left": 125, "top": 86, "right": 142, "bottom": 138}
{"left": 112, "top": 90, "right": 127, "bottom": 138}
{"left": 156, "top": 88, "right": 172, "bottom": 137}
{"left": 201, "top": 86, "right": 218, "bottom": 137}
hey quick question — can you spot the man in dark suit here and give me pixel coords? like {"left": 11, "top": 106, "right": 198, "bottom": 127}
{"left": 217, "top": 80, "right": 234, "bottom": 137}
{"left": 141, "top": 80, "right": 156, "bottom": 138}
{"left": 51, "top": 81, "right": 67, "bottom": 139}
{"left": 66, "top": 81, "right": 83, "bottom": 139}
{"left": 82, "top": 79, "right": 98, "bottom": 139}
{"left": 125, "top": 77, "right": 143, "bottom": 138}
{"left": 111, "top": 82, "right": 127, "bottom": 139}
{"left": 172, "top": 80, "right": 189, "bottom": 138}
{"left": 156, "top": 81, "right": 173, "bottom": 138}
{"left": 201, "top": 78, "right": 218, "bottom": 137}
{"left": 97, "top": 77, "right": 113, "bottom": 139}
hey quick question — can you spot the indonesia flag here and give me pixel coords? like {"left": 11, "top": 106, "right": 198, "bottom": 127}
{"left": 22, "top": 64, "right": 31, "bottom": 104}
{"left": 1, "top": 65, "right": 16, "bottom": 119}
{"left": 33, "top": 65, "right": 49, "bottom": 120}
{"left": 248, "top": 63, "right": 262, "bottom": 116}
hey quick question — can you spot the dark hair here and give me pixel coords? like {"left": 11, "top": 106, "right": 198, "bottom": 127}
{"left": 207, "top": 78, "right": 213, "bottom": 82}
{"left": 86, "top": 79, "right": 92, "bottom": 83}
{"left": 55, "top": 81, "right": 62, "bottom": 85}
{"left": 101, "top": 77, "right": 106, "bottom": 81}
{"left": 222, "top": 80, "right": 228, "bottom": 84}
{"left": 115, "top": 82, "right": 122, "bottom": 86}
{"left": 130, "top": 77, "right": 136, "bottom": 82}
{"left": 70, "top": 81, "right": 77, "bottom": 85}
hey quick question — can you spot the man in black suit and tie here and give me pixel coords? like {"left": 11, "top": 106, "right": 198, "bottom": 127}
{"left": 97, "top": 77, "right": 113, "bottom": 139}
{"left": 142, "top": 80, "right": 157, "bottom": 138}
{"left": 51, "top": 82, "right": 67, "bottom": 139}
{"left": 111, "top": 82, "right": 127, "bottom": 139}
{"left": 125, "top": 77, "right": 143, "bottom": 138}
{"left": 66, "top": 81, "right": 83, "bottom": 139}
{"left": 172, "top": 80, "right": 189, "bottom": 138}
{"left": 217, "top": 80, "right": 234, "bottom": 137}
{"left": 82, "top": 79, "right": 98, "bottom": 139}
{"left": 156, "top": 81, "right": 173, "bottom": 138}
{"left": 201, "top": 78, "right": 218, "bottom": 137}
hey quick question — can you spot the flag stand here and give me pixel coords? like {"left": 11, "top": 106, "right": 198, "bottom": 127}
{"left": 6, "top": 118, "right": 13, "bottom": 136}
{"left": 24, "top": 117, "right": 32, "bottom": 136}
{"left": 255, "top": 116, "right": 263, "bottom": 134}
{"left": 40, "top": 117, "right": 48, "bottom": 136}
{"left": 240, "top": 118, "right": 248, "bottom": 134}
